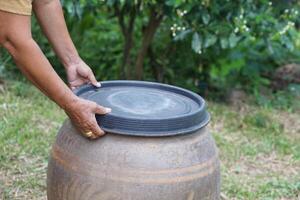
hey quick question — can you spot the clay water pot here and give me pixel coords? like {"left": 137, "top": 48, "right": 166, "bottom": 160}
{"left": 47, "top": 81, "right": 220, "bottom": 200}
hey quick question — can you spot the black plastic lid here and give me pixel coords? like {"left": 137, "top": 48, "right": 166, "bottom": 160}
{"left": 74, "top": 80, "right": 210, "bottom": 137}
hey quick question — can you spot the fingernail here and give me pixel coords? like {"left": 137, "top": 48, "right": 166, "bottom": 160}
{"left": 96, "top": 82, "right": 101, "bottom": 87}
{"left": 105, "top": 108, "right": 112, "bottom": 113}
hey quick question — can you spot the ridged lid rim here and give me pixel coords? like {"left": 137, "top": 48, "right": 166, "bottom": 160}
{"left": 74, "top": 80, "right": 210, "bottom": 137}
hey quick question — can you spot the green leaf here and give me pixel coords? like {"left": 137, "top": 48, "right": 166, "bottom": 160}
{"left": 281, "top": 35, "right": 294, "bottom": 51}
{"left": 220, "top": 37, "right": 229, "bottom": 49}
{"left": 267, "top": 39, "right": 274, "bottom": 54}
{"left": 174, "top": 29, "right": 192, "bottom": 41}
{"left": 106, "top": 0, "right": 116, "bottom": 6}
{"left": 204, "top": 33, "right": 217, "bottom": 48}
{"left": 202, "top": 13, "right": 210, "bottom": 25}
{"left": 165, "top": 0, "right": 182, "bottom": 7}
{"left": 228, "top": 33, "right": 241, "bottom": 48}
{"left": 192, "top": 32, "right": 202, "bottom": 53}
{"left": 120, "top": 0, "right": 126, "bottom": 7}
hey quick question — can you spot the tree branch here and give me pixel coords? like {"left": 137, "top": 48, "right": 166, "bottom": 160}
{"left": 114, "top": 4, "right": 126, "bottom": 36}
{"left": 134, "top": 7, "right": 164, "bottom": 79}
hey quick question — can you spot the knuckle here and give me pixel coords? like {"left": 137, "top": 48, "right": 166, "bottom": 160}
{"left": 90, "top": 102, "right": 98, "bottom": 108}
{"left": 97, "top": 106, "right": 105, "bottom": 112}
{"left": 80, "top": 121, "right": 90, "bottom": 129}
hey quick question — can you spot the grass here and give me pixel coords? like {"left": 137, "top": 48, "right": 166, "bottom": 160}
{"left": 209, "top": 102, "right": 300, "bottom": 199}
{"left": 0, "top": 80, "right": 299, "bottom": 200}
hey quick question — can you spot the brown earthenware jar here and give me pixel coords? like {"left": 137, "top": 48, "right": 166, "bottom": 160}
{"left": 47, "top": 81, "right": 220, "bottom": 200}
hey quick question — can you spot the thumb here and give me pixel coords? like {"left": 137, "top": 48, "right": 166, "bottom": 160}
{"left": 88, "top": 73, "right": 101, "bottom": 88}
{"left": 95, "top": 105, "right": 111, "bottom": 115}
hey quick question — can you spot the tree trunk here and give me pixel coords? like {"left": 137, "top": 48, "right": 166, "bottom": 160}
{"left": 121, "top": 31, "right": 134, "bottom": 79}
{"left": 134, "top": 9, "right": 163, "bottom": 80}
{"left": 148, "top": 46, "right": 164, "bottom": 82}
{"left": 114, "top": 4, "right": 137, "bottom": 79}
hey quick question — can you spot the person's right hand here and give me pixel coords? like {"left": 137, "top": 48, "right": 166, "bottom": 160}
{"left": 64, "top": 97, "right": 111, "bottom": 139}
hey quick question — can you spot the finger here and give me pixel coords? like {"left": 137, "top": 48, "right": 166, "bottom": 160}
{"left": 89, "top": 134, "right": 98, "bottom": 140}
{"left": 69, "top": 78, "right": 86, "bottom": 89}
{"left": 73, "top": 120, "right": 95, "bottom": 139}
{"left": 79, "top": 126, "right": 97, "bottom": 139}
{"left": 95, "top": 105, "right": 111, "bottom": 115}
{"left": 76, "top": 126, "right": 93, "bottom": 139}
{"left": 70, "top": 121, "right": 86, "bottom": 137}
{"left": 88, "top": 73, "right": 101, "bottom": 88}
{"left": 89, "top": 119, "right": 105, "bottom": 138}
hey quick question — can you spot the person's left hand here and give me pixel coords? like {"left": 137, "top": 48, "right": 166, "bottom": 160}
{"left": 65, "top": 58, "right": 101, "bottom": 90}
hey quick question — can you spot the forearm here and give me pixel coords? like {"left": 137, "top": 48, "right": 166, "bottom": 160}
{"left": 4, "top": 37, "right": 77, "bottom": 109}
{"left": 33, "top": 0, "right": 79, "bottom": 68}
{"left": 0, "top": 9, "right": 106, "bottom": 139}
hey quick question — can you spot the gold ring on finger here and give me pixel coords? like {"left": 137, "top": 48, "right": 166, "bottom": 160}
{"left": 85, "top": 131, "right": 93, "bottom": 137}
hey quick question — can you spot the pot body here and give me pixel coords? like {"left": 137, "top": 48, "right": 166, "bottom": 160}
{"left": 47, "top": 120, "right": 220, "bottom": 200}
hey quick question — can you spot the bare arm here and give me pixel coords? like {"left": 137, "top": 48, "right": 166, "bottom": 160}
{"left": 33, "top": 0, "right": 99, "bottom": 89}
{"left": 0, "top": 11, "right": 109, "bottom": 139}
{"left": 33, "top": 0, "right": 77, "bottom": 68}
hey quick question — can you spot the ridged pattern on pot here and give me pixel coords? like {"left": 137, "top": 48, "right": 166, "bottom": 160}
{"left": 47, "top": 120, "right": 220, "bottom": 200}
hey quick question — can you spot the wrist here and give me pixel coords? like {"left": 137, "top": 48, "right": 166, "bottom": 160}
{"left": 56, "top": 90, "right": 79, "bottom": 111}
{"left": 61, "top": 52, "right": 81, "bottom": 69}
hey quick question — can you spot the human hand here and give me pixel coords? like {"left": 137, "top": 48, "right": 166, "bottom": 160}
{"left": 64, "top": 97, "right": 111, "bottom": 139}
{"left": 65, "top": 58, "right": 100, "bottom": 90}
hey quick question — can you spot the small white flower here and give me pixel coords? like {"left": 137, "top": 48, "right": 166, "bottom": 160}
{"left": 295, "top": 10, "right": 299, "bottom": 15}
{"left": 243, "top": 20, "right": 247, "bottom": 24}
{"left": 234, "top": 27, "right": 239, "bottom": 33}
{"left": 284, "top": 9, "right": 289, "bottom": 13}
{"left": 268, "top": 2, "right": 272, "bottom": 6}
{"left": 288, "top": 21, "right": 295, "bottom": 27}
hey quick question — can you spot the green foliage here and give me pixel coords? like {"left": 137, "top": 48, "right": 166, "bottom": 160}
{"left": 191, "top": 32, "right": 202, "bottom": 54}
{"left": 164, "top": 0, "right": 300, "bottom": 93}
{"left": 1, "top": 0, "right": 300, "bottom": 98}
{"left": 255, "top": 83, "right": 300, "bottom": 111}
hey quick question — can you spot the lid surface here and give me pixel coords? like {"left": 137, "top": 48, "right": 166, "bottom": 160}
{"left": 74, "top": 81, "right": 210, "bottom": 136}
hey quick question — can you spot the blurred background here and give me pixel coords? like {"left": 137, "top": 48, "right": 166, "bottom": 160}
{"left": 0, "top": 0, "right": 299, "bottom": 199}
{"left": 1, "top": 0, "right": 300, "bottom": 108}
